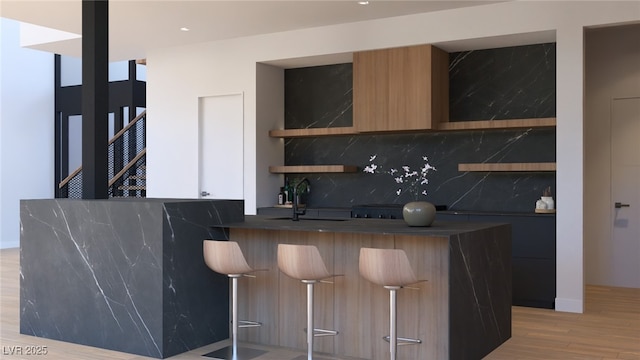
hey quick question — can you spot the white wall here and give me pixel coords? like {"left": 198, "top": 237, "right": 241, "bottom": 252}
{"left": 0, "top": 18, "right": 55, "bottom": 249}
{"left": 255, "top": 63, "right": 284, "bottom": 209}
{"left": 585, "top": 25, "right": 640, "bottom": 285}
{"left": 60, "top": 55, "right": 82, "bottom": 86}
{"left": 145, "top": 1, "right": 640, "bottom": 313}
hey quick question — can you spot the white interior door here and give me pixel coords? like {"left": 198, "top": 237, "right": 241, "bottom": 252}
{"left": 198, "top": 94, "right": 244, "bottom": 200}
{"left": 609, "top": 97, "right": 640, "bottom": 288}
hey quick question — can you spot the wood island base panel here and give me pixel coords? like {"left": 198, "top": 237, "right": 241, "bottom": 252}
{"left": 211, "top": 216, "right": 512, "bottom": 360}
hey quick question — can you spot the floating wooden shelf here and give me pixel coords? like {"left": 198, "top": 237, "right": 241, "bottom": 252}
{"left": 458, "top": 162, "right": 556, "bottom": 172}
{"left": 269, "top": 165, "right": 358, "bottom": 174}
{"left": 535, "top": 208, "right": 556, "bottom": 214}
{"left": 269, "top": 118, "right": 556, "bottom": 138}
{"left": 269, "top": 127, "right": 357, "bottom": 138}
{"left": 438, "top": 117, "right": 556, "bottom": 131}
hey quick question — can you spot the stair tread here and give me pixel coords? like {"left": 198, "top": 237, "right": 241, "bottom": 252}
{"left": 118, "top": 185, "right": 146, "bottom": 190}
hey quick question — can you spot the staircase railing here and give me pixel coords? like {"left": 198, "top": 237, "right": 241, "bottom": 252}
{"left": 109, "top": 149, "right": 146, "bottom": 197}
{"left": 58, "top": 110, "right": 146, "bottom": 198}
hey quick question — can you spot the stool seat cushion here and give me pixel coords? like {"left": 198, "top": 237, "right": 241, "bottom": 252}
{"left": 359, "top": 248, "right": 418, "bottom": 287}
{"left": 203, "top": 240, "right": 254, "bottom": 276}
{"left": 277, "top": 244, "right": 331, "bottom": 281}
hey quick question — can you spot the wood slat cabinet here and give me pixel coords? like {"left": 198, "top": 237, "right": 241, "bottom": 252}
{"left": 353, "top": 44, "right": 449, "bottom": 132}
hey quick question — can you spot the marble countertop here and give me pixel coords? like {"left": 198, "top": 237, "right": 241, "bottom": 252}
{"left": 214, "top": 215, "right": 509, "bottom": 237}
{"left": 258, "top": 206, "right": 555, "bottom": 217}
{"left": 437, "top": 210, "right": 556, "bottom": 217}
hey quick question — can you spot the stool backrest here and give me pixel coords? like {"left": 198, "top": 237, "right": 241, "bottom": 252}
{"left": 277, "top": 244, "right": 331, "bottom": 281}
{"left": 203, "top": 240, "right": 253, "bottom": 276}
{"left": 359, "top": 248, "right": 418, "bottom": 287}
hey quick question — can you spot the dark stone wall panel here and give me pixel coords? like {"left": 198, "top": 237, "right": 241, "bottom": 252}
{"left": 449, "top": 43, "right": 556, "bottom": 121}
{"left": 284, "top": 129, "right": 555, "bottom": 212}
{"left": 285, "top": 63, "right": 353, "bottom": 129}
{"left": 283, "top": 44, "right": 557, "bottom": 213}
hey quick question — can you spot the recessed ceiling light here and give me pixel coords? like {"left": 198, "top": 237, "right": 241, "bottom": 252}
{"left": 358, "top": 1, "right": 369, "bottom": 5}
{"left": 180, "top": 27, "right": 190, "bottom": 32}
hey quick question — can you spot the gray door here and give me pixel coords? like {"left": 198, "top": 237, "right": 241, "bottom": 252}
{"left": 609, "top": 97, "right": 640, "bottom": 288}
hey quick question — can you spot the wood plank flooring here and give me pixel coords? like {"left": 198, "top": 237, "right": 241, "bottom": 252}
{"left": 2, "top": 248, "right": 639, "bottom": 359}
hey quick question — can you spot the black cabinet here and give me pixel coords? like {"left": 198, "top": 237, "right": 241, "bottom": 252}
{"left": 436, "top": 212, "right": 556, "bottom": 309}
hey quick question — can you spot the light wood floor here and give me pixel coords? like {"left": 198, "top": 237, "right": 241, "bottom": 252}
{"left": 1, "top": 247, "right": 638, "bottom": 360}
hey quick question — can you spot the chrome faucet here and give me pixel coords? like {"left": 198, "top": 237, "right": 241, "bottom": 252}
{"left": 292, "top": 178, "right": 311, "bottom": 221}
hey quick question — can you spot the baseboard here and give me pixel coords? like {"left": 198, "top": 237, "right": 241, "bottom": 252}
{"left": 0, "top": 242, "right": 19, "bottom": 250}
{"left": 554, "top": 297, "right": 584, "bottom": 313}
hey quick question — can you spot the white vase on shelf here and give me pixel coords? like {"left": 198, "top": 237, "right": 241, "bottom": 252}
{"left": 541, "top": 196, "right": 554, "bottom": 210}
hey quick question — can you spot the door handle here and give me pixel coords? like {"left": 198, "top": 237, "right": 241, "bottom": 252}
{"left": 614, "top": 202, "right": 630, "bottom": 208}
{"left": 201, "top": 191, "right": 210, "bottom": 197}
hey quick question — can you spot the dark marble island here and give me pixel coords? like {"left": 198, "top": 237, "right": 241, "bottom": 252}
{"left": 211, "top": 215, "right": 512, "bottom": 360}
{"left": 20, "top": 198, "right": 244, "bottom": 359}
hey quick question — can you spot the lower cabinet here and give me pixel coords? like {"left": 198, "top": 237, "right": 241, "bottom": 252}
{"left": 436, "top": 212, "right": 556, "bottom": 309}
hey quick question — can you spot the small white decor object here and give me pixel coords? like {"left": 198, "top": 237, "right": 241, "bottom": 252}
{"left": 541, "top": 186, "right": 554, "bottom": 210}
{"left": 535, "top": 186, "right": 556, "bottom": 213}
{"left": 541, "top": 196, "right": 554, "bottom": 210}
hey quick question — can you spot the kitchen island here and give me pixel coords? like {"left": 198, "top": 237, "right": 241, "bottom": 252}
{"left": 20, "top": 198, "right": 244, "bottom": 359}
{"left": 210, "top": 215, "right": 512, "bottom": 360}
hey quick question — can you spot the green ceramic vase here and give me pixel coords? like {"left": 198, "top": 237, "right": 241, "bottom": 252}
{"left": 402, "top": 201, "right": 436, "bottom": 227}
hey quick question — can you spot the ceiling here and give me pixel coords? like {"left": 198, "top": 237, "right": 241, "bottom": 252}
{"left": 1, "top": 0, "right": 508, "bottom": 63}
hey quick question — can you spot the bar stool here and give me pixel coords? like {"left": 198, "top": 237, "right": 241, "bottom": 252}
{"left": 277, "top": 244, "right": 339, "bottom": 360}
{"left": 359, "top": 248, "right": 424, "bottom": 360}
{"left": 203, "top": 240, "right": 266, "bottom": 360}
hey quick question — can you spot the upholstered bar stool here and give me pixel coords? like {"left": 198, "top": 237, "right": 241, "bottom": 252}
{"left": 359, "top": 248, "right": 424, "bottom": 360}
{"left": 277, "top": 244, "right": 339, "bottom": 360}
{"left": 203, "top": 240, "right": 266, "bottom": 360}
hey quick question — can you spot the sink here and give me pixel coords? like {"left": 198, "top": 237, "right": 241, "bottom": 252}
{"left": 266, "top": 217, "right": 349, "bottom": 222}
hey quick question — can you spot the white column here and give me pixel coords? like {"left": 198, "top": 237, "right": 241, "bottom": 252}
{"left": 554, "top": 24, "right": 585, "bottom": 313}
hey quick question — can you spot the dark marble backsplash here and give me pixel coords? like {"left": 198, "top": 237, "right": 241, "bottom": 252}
{"left": 450, "top": 43, "right": 556, "bottom": 121}
{"left": 283, "top": 43, "right": 556, "bottom": 213}
{"left": 285, "top": 63, "right": 353, "bottom": 129}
